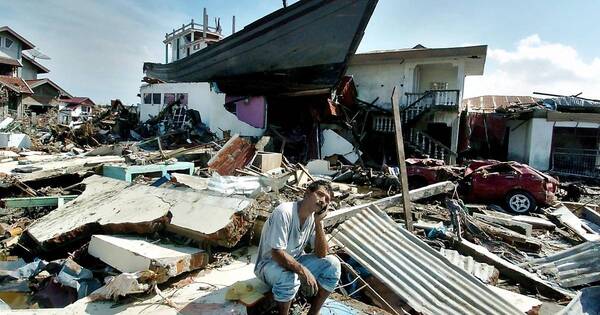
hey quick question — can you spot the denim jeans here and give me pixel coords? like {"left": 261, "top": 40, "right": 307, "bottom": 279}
{"left": 256, "top": 254, "right": 341, "bottom": 302}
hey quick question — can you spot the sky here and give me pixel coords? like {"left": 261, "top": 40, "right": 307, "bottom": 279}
{"left": 1, "top": 0, "right": 599, "bottom": 104}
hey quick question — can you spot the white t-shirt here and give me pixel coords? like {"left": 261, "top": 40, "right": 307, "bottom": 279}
{"left": 254, "top": 201, "right": 315, "bottom": 274}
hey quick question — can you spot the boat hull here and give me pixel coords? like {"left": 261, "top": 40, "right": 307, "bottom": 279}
{"left": 144, "top": 0, "right": 378, "bottom": 95}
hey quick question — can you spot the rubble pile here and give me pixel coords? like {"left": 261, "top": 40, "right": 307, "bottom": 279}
{"left": 0, "top": 1, "right": 598, "bottom": 314}
{"left": 0, "top": 125, "right": 598, "bottom": 314}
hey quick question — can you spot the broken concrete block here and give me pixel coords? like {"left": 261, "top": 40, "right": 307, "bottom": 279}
{"left": 89, "top": 235, "right": 208, "bottom": 283}
{"left": 25, "top": 175, "right": 256, "bottom": 250}
{"left": 69, "top": 247, "right": 260, "bottom": 314}
{"left": 24, "top": 175, "right": 169, "bottom": 250}
{"left": 171, "top": 173, "right": 209, "bottom": 190}
{"left": 166, "top": 190, "right": 257, "bottom": 247}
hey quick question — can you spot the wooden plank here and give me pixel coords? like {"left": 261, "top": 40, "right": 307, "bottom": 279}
{"left": 391, "top": 86, "right": 413, "bottom": 231}
{"left": 2, "top": 195, "right": 79, "bottom": 208}
{"left": 473, "top": 213, "right": 533, "bottom": 236}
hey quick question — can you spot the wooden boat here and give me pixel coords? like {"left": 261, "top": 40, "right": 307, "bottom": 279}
{"left": 144, "top": 0, "right": 378, "bottom": 96}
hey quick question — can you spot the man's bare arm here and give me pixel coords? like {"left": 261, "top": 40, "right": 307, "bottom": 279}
{"left": 313, "top": 220, "right": 328, "bottom": 258}
{"left": 271, "top": 249, "right": 304, "bottom": 274}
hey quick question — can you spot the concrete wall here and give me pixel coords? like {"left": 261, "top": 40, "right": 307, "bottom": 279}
{"left": 527, "top": 118, "right": 553, "bottom": 170}
{"left": 507, "top": 120, "right": 530, "bottom": 164}
{"left": 345, "top": 62, "right": 406, "bottom": 110}
{"left": 139, "top": 82, "right": 265, "bottom": 138}
{"left": 0, "top": 33, "right": 22, "bottom": 60}
{"left": 417, "top": 63, "right": 458, "bottom": 92}
{"left": 21, "top": 58, "right": 37, "bottom": 80}
{"left": 505, "top": 118, "right": 600, "bottom": 171}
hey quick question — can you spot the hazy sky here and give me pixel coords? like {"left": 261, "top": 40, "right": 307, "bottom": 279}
{"left": 2, "top": 0, "right": 599, "bottom": 104}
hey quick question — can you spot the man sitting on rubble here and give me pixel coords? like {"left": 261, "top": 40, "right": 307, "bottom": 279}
{"left": 255, "top": 180, "right": 341, "bottom": 314}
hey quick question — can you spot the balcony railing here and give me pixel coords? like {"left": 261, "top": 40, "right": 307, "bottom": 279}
{"left": 552, "top": 148, "right": 600, "bottom": 178}
{"left": 404, "top": 90, "right": 460, "bottom": 108}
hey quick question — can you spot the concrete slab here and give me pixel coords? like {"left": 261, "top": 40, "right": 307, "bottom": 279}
{"left": 0, "top": 155, "right": 125, "bottom": 187}
{"left": 25, "top": 176, "right": 168, "bottom": 250}
{"left": 171, "top": 173, "right": 209, "bottom": 190}
{"left": 166, "top": 189, "right": 257, "bottom": 247}
{"left": 88, "top": 235, "right": 208, "bottom": 283}
{"left": 26, "top": 175, "right": 257, "bottom": 250}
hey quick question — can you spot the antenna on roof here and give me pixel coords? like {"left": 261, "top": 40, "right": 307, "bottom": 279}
{"left": 29, "top": 48, "right": 51, "bottom": 60}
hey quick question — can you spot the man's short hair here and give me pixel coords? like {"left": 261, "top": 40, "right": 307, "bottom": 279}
{"left": 306, "top": 180, "right": 333, "bottom": 199}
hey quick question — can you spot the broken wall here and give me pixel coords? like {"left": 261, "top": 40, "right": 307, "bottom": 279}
{"left": 139, "top": 82, "right": 265, "bottom": 138}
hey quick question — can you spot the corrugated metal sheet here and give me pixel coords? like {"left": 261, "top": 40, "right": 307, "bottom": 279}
{"left": 521, "top": 241, "right": 600, "bottom": 288}
{"left": 557, "top": 286, "right": 600, "bottom": 315}
{"left": 462, "top": 95, "right": 539, "bottom": 112}
{"left": 439, "top": 248, "right": 499, "bottom": 285}
{"left": 330, "top": 206, "right": 522, "bottom": 315}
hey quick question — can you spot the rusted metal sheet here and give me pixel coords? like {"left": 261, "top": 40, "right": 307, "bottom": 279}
{"left": 330, "top": 206, "right": 522, "bottom": 315}
{"left": 208, "top": 135, "right": 256, "bottom": 176}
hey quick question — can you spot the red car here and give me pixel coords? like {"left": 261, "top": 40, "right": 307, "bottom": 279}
{"left": 405, "top": 158, "right": 461, "bottom": 189}
{"left": 461, "top": 160, "right": 559, "bottom": 213}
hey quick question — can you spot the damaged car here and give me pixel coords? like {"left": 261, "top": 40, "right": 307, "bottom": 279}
{"left": 460, "top": 160, "right": 559, "bottom": 213}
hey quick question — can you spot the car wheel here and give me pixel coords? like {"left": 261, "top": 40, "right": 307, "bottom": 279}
{"left": 505, "top": 191, "right": 536, "bottom": 214}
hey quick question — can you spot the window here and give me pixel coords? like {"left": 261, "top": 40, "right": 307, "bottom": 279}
{"left": 81, "top": 106, "right": 90, "bottom": 113}
{"left": 4, "top": 38, "right": 13, "bottom": 49}
{"left": 143, "top": 93, "right": 152, "bottom": 104}
{"left": 152, "top": 93, "right": 161, "bottom": 105}
{"left": 430, "top": 82, "right": 448, "bottom": 90}
{"left": 193, "top": 44, "right": 200, "bottom": 50}
{"left": 164, "top": 93, "right": 176, "bottom": 105}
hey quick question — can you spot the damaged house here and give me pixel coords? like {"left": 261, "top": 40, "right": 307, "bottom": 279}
{"left": 0, "top": 26, "right": 72, "bottom": 119}
{"left": 140, "top": 8, "right": 488, "bottom": 167}
{"left": 346, "top": 44, "right": 487, "bottom": 164}
{"left": 463, "top": 94, "right": 600, "bottom": 178}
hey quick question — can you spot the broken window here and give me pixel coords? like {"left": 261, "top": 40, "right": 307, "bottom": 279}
{"left": 4, "top": 38, "right": 13, "bottom": 48}
{"left": 143, "top": 93, "right": 152, "bottom": 104}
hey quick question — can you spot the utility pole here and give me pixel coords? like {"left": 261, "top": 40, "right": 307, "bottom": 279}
{"left": 391, "top": 86, "right": 413, "bottom": 231}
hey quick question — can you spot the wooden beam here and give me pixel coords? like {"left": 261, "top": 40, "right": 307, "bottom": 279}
{"left": 455, "top": 239, "right": 573, "bottom": 300}
{"left": 391, "top": 86, "right": 413, "bottom": 231}
{"left": 2, "top": 195, "right": 79, "bottom": 208}
{"left": 324, "top": 181, "right": 455, "bottom": 227}
{"left": 473, "top": 213, "right": 533, "bottom": 236}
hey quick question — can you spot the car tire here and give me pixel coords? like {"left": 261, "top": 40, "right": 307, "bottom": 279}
{"left": 505, "top": 191, "right": 536, "bottom": 214}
